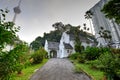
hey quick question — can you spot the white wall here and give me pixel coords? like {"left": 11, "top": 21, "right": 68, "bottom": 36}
{"left": 59, "top": 32, "right": 72, "bottom": 58}
{"left": 61, "top": 32, "right": 70, "bottom": 43}
{"left": 44, "top": 40, "right": 48, "bottom": 53}
{"left": 90, "top": 0, "right": 120, "bottom": 47}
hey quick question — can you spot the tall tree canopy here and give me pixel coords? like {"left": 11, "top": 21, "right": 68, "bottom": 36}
{"left": 30, "top": 30, "right": 62, "bottom": 51}
{"left": 102, "top": 0, "right": 120, "bottom": 24}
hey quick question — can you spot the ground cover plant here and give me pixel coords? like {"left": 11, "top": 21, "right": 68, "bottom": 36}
{"left": 69, "top": 47, "right": 120, "bottom": 80}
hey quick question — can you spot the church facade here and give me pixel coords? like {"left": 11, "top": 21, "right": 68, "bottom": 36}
{"left": 44, "top": 31, "right": 95, "bottom": 58}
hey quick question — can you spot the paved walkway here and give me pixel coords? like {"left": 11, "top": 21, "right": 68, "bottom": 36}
{"left": 30, "top": 58, "right": 91, "bottom": 80}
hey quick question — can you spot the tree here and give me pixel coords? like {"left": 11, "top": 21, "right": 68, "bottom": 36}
{"left": 0, "top": 9, "right": 30, "bottom": 79}
{"left": 52, "top": 22, "right": 65, "bottom": 31}
{"left": 0, "top": 9, "right": 19, "bottom": 50}
{"left": 85, "top": 10, "right": 93, "bottom": 34}
{"left": 0, "top": 9, "right": 22, "bottom": 79}
{"left": 66, "top": 25, "right": 84, "bottom": 53}
{"left": 99, "top": 27, "right": 112, "bottom": 47}
{"left": 102, "top": 0, "right": 120, "bottom": 24}
{"left": 30, "top": 30, "right": 62, "bottom": 51}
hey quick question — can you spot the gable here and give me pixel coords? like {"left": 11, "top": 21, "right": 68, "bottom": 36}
{"left": 67, "top": 32, "right": 95, "bottom": 43}
{"left": 63, "top": 42, "right": 73, "bottom": 49}
{"left": 48, "top": 41, "right": 59, "bottom": 50}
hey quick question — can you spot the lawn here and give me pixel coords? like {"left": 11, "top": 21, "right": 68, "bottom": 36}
{"left": 11, "top": 59, "right": 48, "bottom": 80}
{"left": 73, "top": 61, "right": 104, "bottom": 80}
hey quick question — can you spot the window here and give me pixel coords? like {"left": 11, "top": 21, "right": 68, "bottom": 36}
{"left": 67, "top": 50, "right": 70, "bottom": 53}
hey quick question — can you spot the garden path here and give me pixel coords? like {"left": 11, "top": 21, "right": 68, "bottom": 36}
{"left": 30, "top": 58, "right": 91, "bottom": 80}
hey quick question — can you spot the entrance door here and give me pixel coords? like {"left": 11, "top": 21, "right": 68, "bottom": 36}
{"left": 50, "top": 50, "right": 57, "bottom": 58}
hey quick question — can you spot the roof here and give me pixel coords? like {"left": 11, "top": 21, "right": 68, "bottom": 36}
{"left": 68, "top": 32, "right": 94, "bottom": 43}
{"left": 63, "top": 42, "right": 73, "bottom": 49}
{"left": 48, "top": 41, "right": 59, "bottom": 50}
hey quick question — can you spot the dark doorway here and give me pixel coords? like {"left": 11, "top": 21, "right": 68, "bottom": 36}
{"left": 50, "top": 50, "right": 57, "bottom": 58}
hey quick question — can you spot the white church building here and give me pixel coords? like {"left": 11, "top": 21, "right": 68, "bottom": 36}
{"left": 44, "top": 31, "right": 95, "bottom": 58}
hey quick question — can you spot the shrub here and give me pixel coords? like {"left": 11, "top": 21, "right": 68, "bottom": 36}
{"left": 69, "top": 52, "right": 80, "bottom": 60}
{"left": 31, "top": 50, "right": 43, "bottom": 64}
{"left": 39, "top": 48, "right": 48, "bottom": 59}
{"left": 30, "top": 48, "right": 48, "bottom": 64}
{"left": 12, "top": 43, "right": 29, "bottom": 74}
{"left": 111, "top": 48, "right": 120, "bottom": 55}
{"left": 98, "top": 52, "right": 120, "bottom": 80}
{"left": 69, "top": 52, "right": 85, "bottom": 63}
{"left": 0, "top": 9, "right": 30, "bottom": 79}
{"left": 99, "top": 47, "right": 110, "bottom": 54}
{"left": 0, "top": 43, "right": 29, "bottom": 79}
{"left": 75, "top": 42, "right": 84, "bottom": 53}
{"left": 76, "top": 54, "right": 85, "bottom": 63}
{"left": 83, "top": 47, "right": 100, "bottom": 60}
{"left": 83, "top": 47, "right": 110, "bottom": 60}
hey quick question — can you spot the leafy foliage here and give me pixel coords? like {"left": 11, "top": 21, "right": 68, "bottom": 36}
{"left": 30, "top": 48, "right": 48, "bottom": 64}
{"left": 69, "top": 26, "right": 83, "bottom": 53}
{"left": 69, "top": 52, "right": 80, "bottom": 60}
{"left": 30, "top": 30, "right": 62, "bottom": 51}
{"left": 66, "top": 25, "right": 96, "bottom": 53}
{"left": 99, "top": 52, "right": 120, "bottom": 80}
{"left": 0, "top": 9, "right": 30, "bottom": 79}
{"left": 102, "top": 0, "right": 120, "bottom": 24}
{"left": 83, "top": 47, "right": 100, "bottom": 60}
{"left": 69, "top": 52, "right": 85, "bottom": 63}
{"left": 83, "top": 47, "right": 120, "bottom": 80}
{"left": 0, "top": 42, "right": 29, "bottom": 79}
{"left": 52, "top": 22, "right": 65, "bottom": 32}
{"left": 75, "top": 43, "right": 84, "bottom": 53}
{"left": 0, "top": 9, "right": 19, "bottom": 50}
{"left": 30, "top": 22, "right": 96, "bottom": 51}
{"left": 83, "top": 47, "right": 110, "bottom": 60}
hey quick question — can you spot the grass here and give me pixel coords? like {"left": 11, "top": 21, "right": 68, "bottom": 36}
{"left": 11, "top": 59, "right": 48, "bottom": 80}
{"left": 73, "top": 61, "right": 104, "bottom": 80}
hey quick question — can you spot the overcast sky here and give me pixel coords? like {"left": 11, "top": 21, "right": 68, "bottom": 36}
{"left": 0, "top": 0, "right": 100, "bottom": 43}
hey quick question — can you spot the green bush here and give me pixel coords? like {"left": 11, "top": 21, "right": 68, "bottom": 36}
{"left": 98, "top": 52, "right": 120, "bottom": 80}
{"left": 76, "top": 54, "right": 85, "bottom": 63}
{"left": 86, "top": 48, "right": 120, "bottom": 80}
{"left": 31, "top": 50, "right": 43, "bottom": 64}
{"left": 83, "top": 47, "right": 100, "bottom": 60}
{"left": 0, "top": 9, "right": 30, "bottom": 79}
{"left": 83, "top": 47, "right": 110, "bottom": 60}
{"left": 0, "top": 43, "right": 29, "bottom": 79}
{"left": 111, "top": 48, "right": 120, "bottom": 57}
{"left": 39, "top": 48, "right": 48, "bottom": 59}
{"left": 69, "top": 52, "right": 85, "bottom": 63}
{"left": 69, "top": 52, "right": 80, "bottom": 60}
{"left": 30, "top": 48, "right": 48, "bottom": 64}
